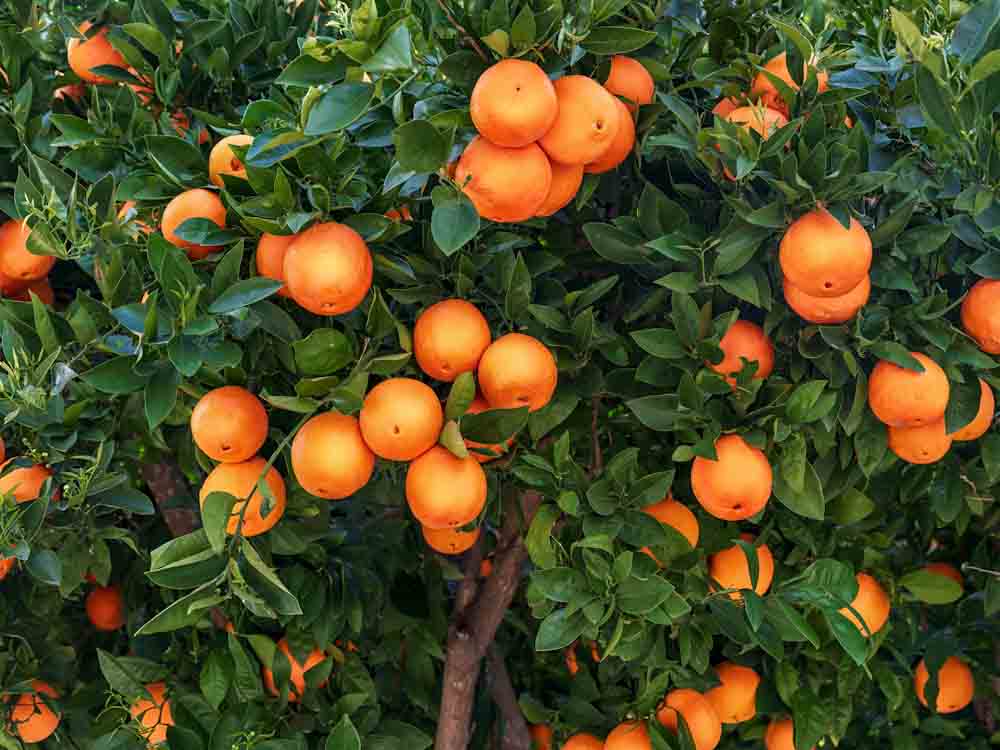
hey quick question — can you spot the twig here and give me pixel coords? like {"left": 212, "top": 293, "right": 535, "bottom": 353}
{"left": 486, "top": 645, "right": 530, "bottom": 750}
{"left": 435, "top": 0, "right": 489, "bottom": 62}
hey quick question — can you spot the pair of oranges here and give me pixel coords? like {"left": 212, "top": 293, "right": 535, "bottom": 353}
{"left": 0, "top": 220, "right": 57, "bottom": 305}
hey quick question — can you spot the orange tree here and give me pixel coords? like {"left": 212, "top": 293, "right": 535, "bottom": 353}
{"left": 0, "top": 0, "right": 997, "bottom": 749}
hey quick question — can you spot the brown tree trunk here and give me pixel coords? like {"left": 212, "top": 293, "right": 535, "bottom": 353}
{"left": 487, "top": 645, "right": 531, "bottom": 750}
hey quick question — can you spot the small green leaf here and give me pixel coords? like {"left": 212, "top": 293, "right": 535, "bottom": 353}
{"left": 581, "top": 26, "right": 657, "bottom": 54}
{"left": 209, "top": 278, "right": 284, "bottom": 314}
{"left": 899, "top": 569, "right": 963, "bottom": 605}
{"left": 393, "top": 120, "right": 449, "bottom": 173}
{"left": 304, "top": 83, "right": 374, "bottom": 135}
{"left": 326, "top": 715, "right": 362, "bottom": 750}
{"left": 445, "top": 372, "right": 476, "bottom": 420}
{"left": 202, "top": 492, "right": 237, "bottom": 555}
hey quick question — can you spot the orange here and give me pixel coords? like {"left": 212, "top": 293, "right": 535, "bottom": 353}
{"left": 565, "top": 644, "right": 580, "bottom": 676}
{"left": 888, "top": 419, "right": 952, "bottom": 465}
{"left": 750, "top": 52, "right": 829, "bottom": 118}
{"left": 691, "top": 435, "right": 771, "bottom": 521}
{"left": 719, "top": 106, "right": 788, "bottom": 179}
{"left": 705, "top": 662, "right": 759, "bottom": 724}
{"left": 7, "top": 680, "right": 60, "bottom": 743}
{"left": 209, "top": 134, "right": 253, "bottom": 187}
{"left": 952, "top": 377, "right": 994, "bottom": 441}
{"left": 291, "top": 412, "right": 374, "bottom": 500}
{"left": 198, "top": 457, "right": 287, "bottom": 537}
{"left": 656, "top": 688, "right": 723, "bottom": 750}
{"left": 413, "top": 299, "right": 492, "bottom": 381}
{"left": 914, "top": 657, "right": 974, "bottom": 713}
{"left": 359, "top": 378, "right": 444, "bottom": 461}
{"left": 765, "top": 718, "right": 812, "bottom": 750}
{"left": 190, "top": 386, "right": 269, "bottom": 463}
{"left": 924, "top": 562, "right": 963, "bottom": 590}
{"left": 712, "top": 97, "right": 741, "bottom": 118}
{"left": 709, "top": 319, "right": 774, "bottom": 385}
{"left": 170, "top": 111, "right": 211, "bottom": 144}
{"left": 470, "top": 59, "right": 558, "bottom": 147}
{"left": 464, "top": 395, "right": 512, "bottom": 462}
{"left": 262, "top": 637, "right": 329, "bottom": 702}
{"left": 539, "top": 76, "right": 620, "bottom": 165}
{"left": 118, "top": 201, "right": 154, "bottom": 235}
{"left": 783, "top": 274, "right": 870, "bottom": 324}
{"left": 67, "top": 22, "right": 127, "bottom": 85}
{"left": 562, "top": 733, "right": 604, "bottom": 750}
{"left": 455, "top": 136, "right": 552, "bottom": 223}
{"left": 838, "top": 572, "right": 890, "bottom": 636}
{"left": 385, "top": 205, "right": 412, "bottom": 222}
{"left": 779, "top": 208, "right": 872, "bottom": 298}
{"left": 0, "top": 460, "right": 52, "bottom": 503}
{"left": 535, "top": 161, "right": 584, "bottom": 217}
{"left": 604, "top": 55, "right": 655, "bottom": 111}
{"left": 961, "top": 279, "right": 1000, "bottom": 354}
{"left": 0, "top": 266, "right": 27, "bottom": 296}
{"left": 640, "top": 496, "right": 699, "bottom": 565}
{"left": 254, "top": 233, "right": 297, "bottom": 297}
{"left": 529, "top": 724, "right": 553, "bottom": 750}
{"left": 477, "top": 333, "right": 558, "bottom": 412}
{"left": 405, "top": 446, "right": 487, "bottom": 529}
{"left": 584, "top": 97, "right": 635, "bottom": 174}
{"left": 283, "top": 222, "right": 373, "bottom": 315}
{"left": 54, "top": 81, "right": 87, "bottom": 102}
{"left": 479, "top": 557, "right": 493, "bottom": 578}
{"left": 0, "top": 219, "right": 56, "bottom": 282}
{"left": 604, "top": 721, "right": 651, "bottom": 750}
{"left": 129, "top": 682, "right": 174, "bottom": 745}
{"left": 0, "top": 556, "right": 14, "bottom": 580}
{"left": 709, "top": 533, "right": 775, "bottom": 599}
{"left": 12, "top": 278, "right": 55, "bottom": 305}
{"left": 161, "top": 188, "right": 227, "bottom": 260}
{"left": 86, "top": 585, "right": 125, "bottom": 631}
{"left": 868, "top": 352, "right": 950, "bottom": 428}
{"left": 421, "top": 524, "right": 480, "bottom": 555}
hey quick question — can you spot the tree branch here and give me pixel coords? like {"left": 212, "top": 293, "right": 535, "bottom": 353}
{"left": 487, "top": 645, "right": 530, "bottom": 750}
{"left": 435, "top": 0, "right": 489, "bottom": 62}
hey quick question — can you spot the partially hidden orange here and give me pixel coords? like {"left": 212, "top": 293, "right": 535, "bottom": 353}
{"left": 161, "top": 188, "right": 227, "bottom": 260}
{"left": 539, "top": 75, "right": 621, "bottom": 166}
{"left": 656, "top": 688, "right": 723, "bottom": 750}
{"left": 750, "top": 52, "right": 829, "bottom": 118}
{"left": 708, "top": 533, "right": 775, "bottom": 599}
{"left": 262, "top": 637, "right": 330, "bottom": 702}
{"left": 868, "top": 352, "right": 950, "bottom": 428}
{"left": 0, "top": 219, "right": 56, "bottom": 282}
{"left": 950, "top": 377, "right": 994, "bottom": 441}
{"left": 208, "top": 134, "right": 253, "bottom": 187}
{"left": 888, "top": 419, "right": 952, "bottom": 465}
{"left": 709, "top": 319, "right": 774, "bottom": 385}
{"left": 838, "top": 572, "right": 890, "bottom": 636}
{"left": 961, "top": 279, "right": 1000, "bottom": 354}
{"left": 914, "top": 656, "right": 974, "bottom": 714}
{"left": 455, "top": 136, "right": 552, "bottom": 222}
{"left": 604, "top": 55, "right": 655, "bottom": 111}
{"left": 705, "top": 662, "right": 759, "bottom": 724}
{"left": 604, "top": 720, "right": 651, "bottom": 750}
{"left": 8, "top": 680, "right": 60, "bottom": 743}
{"left": 640, "top": 496, "right": 699, "bottom": 565}
{"left": 86, "top": 585, "right": 125, "bottom": 631}
{"left": 283, "top": 222, "right": 373, "bottom": 315}
{"left": 129, "top": 682, "right": 173, "bottom": 747}
{"left": 198, "top": 457, "right": 287, "bottom": 537}
{"left": 67, "top": 22, "right": 127, "bottom": 85}
{"left": 0, "top": 460, "right": 52, "bottom": 503}
{"left": 255, "top": 233, "right": 297, "bottom": 297}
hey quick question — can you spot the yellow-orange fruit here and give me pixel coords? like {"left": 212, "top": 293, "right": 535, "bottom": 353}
{"left": 585, "top": 97, "right": 635, "bottom": 174}
{"left": 868, "top": 352, "right": 950, "bottom": 428}
{"left": 8, "top": 680, "right": 60, "bottom": 743}
{"left": 255, "top": 233, "right": 297, "bottom": 298}
{"left": 709, "top": 533, "right": 775, "bottom": 599}
{"left": 535, "top": 161, "right": 584, "bottom": 217}
{"left": 838, "top": 572, "right": 890, "bottom": 636}
{"left": 190, "top": 386, "right": 269, "bottom": 463}
{"left": 413, "top": 299, "right": 492, "bottom": 381}
{"left": 209, "top": 134, "right": 253, "bottom": 187}
{"left": 529, "top": 724, "right": 553, "bottom": 750}
{"left": 262, "top": 637, "right": 329, "bottom": 702}
{"left": 54, "top": 82, "right": 87, "bottom": 102}
{"left": 360, "top": 378, "right": 444, "bottom": 461}
{"left": 779, "top": 208, "right": 872, "bottom": 298}
{"left": 0, "top": 556, "right": 14, "bottom": 580}
{"left": 161, "top": 188, "right": 227, "bottom": 260}
{"left": 961, "top": 279, "right": 1000, "bottom": 354}
{"left": 924, "top": 562, "right": 963, "bottom": 590}
{"left": 888, "top": 419, "right": 952, "bottom": 465}
{"left": 455, "top": 136, "right": 552, "bottom": 223}
{"left": 565, "top": 644, "right": 580, "bottom": 676}
{"left": 783, "top": 274, "right": 870, "bottom": 324}
{"left": 750, "top": 52, "right": 829, "bottom": 118}
{"left": 562, "top": 733, "right": 604, "bottom": 750}
{"left": 709, "top": 320, "right": 774, "bottom": 385}
{"left": 0, "top": 460, "right": 52, "bottom": 503}
{"left": 723, "top": 105, "right": 788, "bottom": 137}
{"left": 406, "top": 446, "right": 487, "bottom": 529}
{"left": 470, "top": 59, "right": 558, "bottom": 147}
{"left": 479, "top": 557, "right": 493, "bottom": 578}
{"left": 283, "top": 222, "right": 373, "bottom": 315}
{"left": 464, "top": 395, "right": 512, "bottom": 462}
{"left": 198, "top": 457, "right": 287, "bottom": 537}
{"left": 0, "top": 219, "right": 56, "bottom": 282}
{"left": 656, "top": 688, "right": 723, "bottom": 750}
{"left": 129, "top": 682, "right": 173, "bottom": 746}
{"left": 691, "top": 435, "right": 771, "bottom": 521}
{"left": 422, "top": 524, "right": 480, "bottom": 555}
{"left": 385, "top": 205, "right": 412, "bottom": 222}
{"left": 640, "top": 497, "right": 699, "bottom": 565}
{"left": 477, "top": 333, "right": 558, "bottom": 412}
{"left": 118, "top": 201, "right": 154, "bottom": 235}
{"left": 539, "top": 76, "right": 621, "bottom": 165}
{"left": 712, "top": 97, "right": 741, "bottom": 118}
{"left": 951, "top": 377, "right": 994, "bottom": 441}
{"left": 604, "top": 55, "right": 655, "bottom": 111}
{"left": 86, "top": 585, "right": 125, "bottom": 631}
{"left": 67, "top": 22, "right": 127, "bottom": 84}
{"left": 604, "top": 721, "right": 651, "bottom": 750}
{"left": 765, "top": 718, "right": 813, "bottom": 750}
{"left": 291, "top": 412, "right": 374, "bottom": 500}
{"left": 170, "top": 110, "right": 211, "bottom": 144}
{"left": 914, "top": 657, "right": 974, "bottom": 714}
{"left": 705, "top": 662, "right": 759, "bottom": 724}
{"left": 11, "top": 279, "right": 55, "bottom": 306}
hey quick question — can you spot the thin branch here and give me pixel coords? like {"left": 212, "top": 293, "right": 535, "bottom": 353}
{"left": 487, "top": 645, "right": 530, "bottom": 750}
{"left": 591, "top": 396, "right": 603, "bottom": 477}
{"left": 435, "top": 0, "right": 489, "bottom": 62}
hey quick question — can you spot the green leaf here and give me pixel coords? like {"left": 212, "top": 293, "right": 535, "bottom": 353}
{"left": 528, "top": 394, "right": 580, "bottom": 441}
{"left": 627, "top": 395, "right": 680, "bottom": 431}
{"left": 98, "top": 649, "right": 147, "bottom": 701}
{"left": 82, "top": 357, "right": 148, "bottom": 394}
{"left": 581, "top": 26, "right": 657, "bottom": 54}
{"left": 200, "top": 650, "right": 233, "bottom": 710}
{"left": 202, "top": 492, "right": 237, "bottom": 556}
{"left": 535, "top": 607, "right": 587, "bottom": 651}
{"left": 823, "top": 610, "right": 869, "bottom": 666}
{"left": 830, "top": 488, "right": 875, "bottom": 525}
{"left": 362, "top": 24, "right": 414, "bottom": 72}
{"left": 867, "top": 342, "right": 923, "bottom": 371}
{"left": 91, "top": 487, "right": 155, "bottom": 515}
{"left": 461, "top": 406, "right": 528, "bottom": 443}
{"left": 431, "top": 189, "right": 479, "bottom": 254}
{"left": 228, "top": 633, "right": 265, "bottom": 701}
{"left": 617, "top": 576, "right": 676, "bottom": 615}
{"left": 146, "top": 135, "right": 207, "bottom": 185}
{"left": 209, "top": 278, "right": 284, "bottom": 314}
{"left": 899, "top": 569, "right": 963, "bottom": 605}
{"left": 511, "top": 5, "right": 536, "bottom": 48}
{"left": 30, "top": 294, "right": 59, "bottom": 354}
{"left": 583, "top": 223, "right": 649, "bottom": 264}
{"left": 916, "top": 66, "right": 960, "bottom": 136}
{"left": 326, "top": 715, "right": 362, "bottom": 750}
{"left": 145, "top": 366, "right": 180, "bottom": 430}
{"left": 773, "top": 460, "right": 825, "bottom": 520}
{"left": 239, "top": 541, "right": 303, "bottom": 616}
{"left": 304, "top": 83, "right": 375, "bottom": 135}
{"left": 944, "top": 374, "right": 983, "bottom": 434}
{"left": 631, "top": 329, "right": 686, "bottom": 358}
{"left": 525, "top": 504, "right": 561, "bottom": 569}
{"left": 393, "top": 120, "right": 449, "bottom": 173}
{"left": 26, "top": 549, "right": 61, "bottom": 586}
{"left": 445, "top": 372, "right": 476, "bottom": 420}
{"left": 135, "top": 583, "right": 219, "bottom": 635}
{"left": 293, "top": 328, "right": 353, "bottom": 376}
{"left": 277, "top": 54, "right": 347, "bottom": 87}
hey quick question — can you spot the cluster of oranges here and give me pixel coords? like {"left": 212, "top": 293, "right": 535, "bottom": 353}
{"left": 0, "top": 220, "right": 56, "bottom": 305}
{"left": 456, "top": 55, "right": 653, "bottom": 222}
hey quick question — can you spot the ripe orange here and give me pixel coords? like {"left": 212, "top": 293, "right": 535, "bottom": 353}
{"left": 539, "top": 76, "right": 621, "bottom": 165}
{"left": 585, "top": 97, "right": 635, "bottom": 174}
{"left": 961, "top": 279, "right": 1000, "bottom": 354}
{"left": 283, "top": 222, "right": 373, "bottom": 315}
{"left": 470, "top": 59, "right": 558, "bottom": 147}
{"left": 359, "top": 378, "right": 444, "bottom": 461}
{"left": 924, "top": 562, "right": 963, "bottom": 590}
{"left": 705, "top": 662, "right": 759, "bottom": 724}
{"left": 709, "top": 319, "right": 774, "bottom": 385}
{"left": 161, "top": 188, "right": 227, "bottom": 260}
{"left": 11, "top": 278, "right": 55, "bottom": 305}
{"left": 529, "top": 724, "right": 553, "bottom": 750}
{"left": 0, "top": 460, "right": 52, "bottom": 503}
{"left": 0, "top": 266, "right": 27, "bottom": 296}
{"left": 405, "top": 446, "right": 487, "bottom": 529}
{"left": 479, "top": 557, "right": 493, "bottom": 578}
{"left": 413, "top": 299, "right": 492, "bottom": 382}
{"left": 86, "top": 585, "right": 125, "bottom": 631}
{"left": 54, "top": 81, "right": 87, "bottom": 102}
{"left": 0, "top": 556, "right": 15, "bottom": 580}
{"left": 914, "top": 656, "right": 974, "bottom": 713}
{"left": 604, "top": 55, "right": 655, "bottom": 111}
{"left": 719, "top": 106, "right": 788, "bottom": 179}
{"left": 750, "top": 52, "right": 829, "bottom": 118}
{"left": 656, "top": 688, "right": 723, "bottom": 750}
{"left": 640, "top": 496, "right": 699, "bottom": 565}
{"left": 951, "top": 377, "right": 994, "bottom": 441}
{"left": 779, "top": 208, "right": 872, "bottom": 298}
{"left": 198, "top": 457, "right": 287, "bottom": 537}
{"left": 464, "top": 395, "right": 512, "bottom": 462}
{"left": 765, "top": 718, "right": 812, "bottom": 750}
{"left": 691, "top": 435, "right": 771, "bottom": 521}
{"left": 783, "top": 274, "right": 870, "bottom": 324}
{"left": 385, "top": 205, "right": 412, "bottom": 222}
{"left": 535, "top": 160, "right": 584, "bottom": 217}
{"left": 118, "top": 201, "right": 154, "bottom": 235}
{"left": 868, "top": 352, "right": 950, "bottom": 428}
{"left": 838, "top": 572, "right": 890, "bottom": 636}
{"left": 255, "top": 233, "right": 297, "bottom": 297}
{"left": 291, "top": 412, "right": 374, "bottom": 500}
{"left": 888, "top": 419, "right": 952, "bottom": 465}
{"left": 0, "top": 219, "right": 56, "bottom": 282}
{"left": 190, "top": 386, "right": 269, "bottom": 463}
{"left": 565, "top": 644, "right": 580, "bottom": 676}
{"left": 7, "top": 680, "right": 60, "bottom": 743}
{"left": 262, "top": 637, "right": 329, "bottom": 702}
{"left": 709, "top": 534, "right": 775, "bottom": 599}
{"left": 712, "top": 97, "right": 741, "bottom": 118}
{"left": 562, "top": 733, "right": 604, "bottom": 750}
{"left": 421, "top": 524, "right": 480, "bottom": 555}
{"left": 604, "top": 720, "right": 651, "bottom": 750}
{"left": 129, "top": 682, "right": 174, "bottom": 745}
{"left": 455, "top": 136, "right": 552, "bottom": 223}
{"left": 209, "top": 134, "right": 253, "bottom": 187}
{"left": 67, "top": 22, "right": 127, "bottom": 85}
{"left": 477, "top": 333, "right": 558, "bottom": 412}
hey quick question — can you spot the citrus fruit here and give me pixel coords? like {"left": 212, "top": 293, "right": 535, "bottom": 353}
{"left": 455, "top": 136, "right": 552, "bottom": 222}
{"left": 750, "top": 52, "right": 829, "bottom": 118}
{"left": 924, "top": 562, "right": 963, "bottom": 590}
{"left": 914, "top": 656, "right": 974, "bottom": 713}
{"left": 705, "top": 662, "right": 759, "bottom": 724}
{"left": 8, "top": 680, "right": 60, "bottom": 743}
{"left": 170, "top": 110, "right": 211, "bottom": 144}
{"left": 283, "top": 222, "right": 373, "bottom": 315}
{"left": 604, "top": 55, "right": 655, "bottom": 111}
{"left": 656, "top": 688, "right": 723, "bottom": 750}
{"left": 0, "top": 266, "right": 27, "bottom": 296}
{"left": 161, "top": 188, "right": 227, "bottom": 260}
{"left": 0, "top": 219, "right": 56, "bottom": 282}
{"left": 709, "top": 534, "right": 775, "bottom": 599}
{"left": 565, "top": 644, "right": 580, "bottom": 676}
{"left": 0, "top": 556, "right": 15, "bottom": 580}
{"left": 255, "top": 233, "right": 297, "bottom": 297}
{"left": 765, "top": 718, "right": 812, "bottom": 750}
{"left": 779, "top": 208, "right": 872, "bottom": 298}
{"left": 888, "top": 418, "right": 952, "bottom": 464}
{"left": 604, "top": 720, "right": 651, "bottom": 750}
{"left": 86, "top": 585, "right": 125, "bottom": 631}
{"left": 961, "top": 279, "right": 1000, "bottom": 354}
{"left": 479, "top": 557, "right": 493, "bottom": 578}
{"left": 190, "top": 386, "right": 269, "bottom": 463}
{"left": 54, "top": 81, "right": 87, "bottom": 102}
{"left": 67, "top": 22, "right": 127, "bottom": 84}
{"left": 691, "top": 435, "right": 771, "bottom": 521}
{"left": 464, "top": 395, "right": 512, "bottom": 462}
{"left": 118, "top": 200, "right": 154, "bottom": 235}
{"left": 783, "top": 274, "right": 870, "bottom": 324}
{"left": 951, "top": 377, "right": 994, "bottom": 441}
{"left": 262, "top": 637, "right": 329, "bottom": 702}
{"left": 209, "top": 134, "right": 253, "bottom": 187}
{"left": 838, "top": 572, "right": 890, "bottom": 636}
{"left": 562, "top": 732, "right": 604, "bottom": 750}
{"left": 0, "top": 460, "right": 52, "bottom": 503}
{"left": 385, "top": 205, "right": 412, "bottom": 222}
{"left": 413, "top": 298, "right": 492, "bottom": 381}
{"left": 469, "top": 59, "right": 558, "bottom": 147}
{"left": 712, "top": 97, "right": 740, "bottom": 118}
{"left": 198, "top": 457, "right": 287, "bottom": 537}
{"left": 535, "top": 160, "right": 584, "bottom": 217}
{"left": 359, "top": 378, "right": 444, "bottom": 461}
{"left": 723, "top": 105, "right": 788, "bottom": 137}
{"left": 421, "top": 524, "right": 480, "bottom": 555}
{"left": 539, "top": 75, "right": 621, "bottom": 165}
{"left": 640, "top": 496, "right": 699, "bottom": 566}
{"left": 477, "top": 333, "right": 558, "bottom": 412}
{"left": 11, "top": 278, "right": 55, "bottom": 305}
{"left": 529, "top": 724, "right": 553, "bottom": 750}
{"left": 291, "top": 412, "right": 374, "bottom": 500}
{"left": 868, "top": 352, "right": 950, "bottom": 428}
{"left": 129, "top": 682, "right": 173, "bottom": 745}
{"left": 585, "top": 97, "right": 635, "bottom": 174}
{"left": 709, "top": 319, "right": 775, "bottom": 385}
{"left": 405, "top": 446, "right": 487, "bottom": 529}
